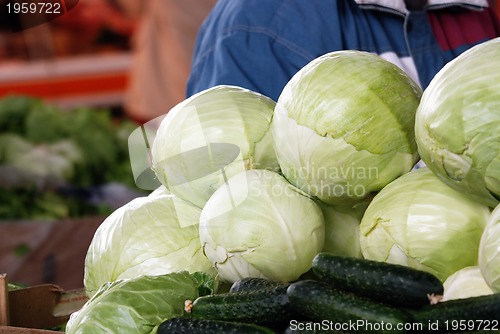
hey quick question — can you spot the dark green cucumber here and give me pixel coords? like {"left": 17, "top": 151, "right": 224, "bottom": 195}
{"left": 287, "top": 280, "right": 412, "bottom": 334}
{"left": 411, "top": 293, "right": 500, "bottom": 332}
{"left": 229, "top": 277, "right": 289, "bottom": 293}
{"left": 186, "top": 285, "right": 293, "bottom": 326}
{"left": 312, "top": 253, "right": 444, "bottom": 308}
{"left": 157, "top": 317, "right": 276, "bottom": 334}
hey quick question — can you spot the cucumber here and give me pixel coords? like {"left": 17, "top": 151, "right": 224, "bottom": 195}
{"left": 410, "top": 293, "right": 500, "bottom": 332}
{"left": 312, "top": 253, "right": 444, "bottom": 308}
{"left": 229, "top": 277, "right": 288, "bottom": 293}
{"left": 186, "top": 284, "right": 294, "bottom": 327}
{"left": 287, "top": 280, "right": 412, "bottom": 334}
{"left": 157, "top": 317, "right": 276, "bottom": 334}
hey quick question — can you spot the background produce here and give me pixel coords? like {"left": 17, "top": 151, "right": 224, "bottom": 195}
{"left": 0, "top": 95, "right": 141, "bottom": 220}
{"left": 68, "top": 42, "right": 499, "bottom": 332}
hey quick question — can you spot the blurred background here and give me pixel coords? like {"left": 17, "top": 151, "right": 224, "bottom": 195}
{"left": 0, "top": 0, "right": 216, "bottom": 290}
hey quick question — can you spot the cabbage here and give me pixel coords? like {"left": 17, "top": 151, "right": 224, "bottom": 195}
{"left": 479, "top": 203, "right": 500, "bottom": 292}
{"left": 67, "top": 272, "right": 202, "bottom": 334}
{"left": 151, "top": 85, "right": 280, "bottom": 208}
{"left": 271, "top": 50, "right": 421, "bottom": 205}
{"left": 84, "top": 190, "right": 214, "bottom": 297}
{"left": 0, "top": 133, "right": 82, "bottom": 181}
{"left": 148, "top": 185, "right": 171, "bottom": 197}
{"left": 442, "top": 266, "right": 493, "bottom": 301}
{"left": 317, "top": 201, "right": 368, "bottom": 258}
{"left": 415, "top": 38, "right": 500, "bottom": 208}
{"left": 359, "top": 168, "right": 490, "bottom": 282}
{"left": 199, "top": 169, "right": 325, "bottom": 283}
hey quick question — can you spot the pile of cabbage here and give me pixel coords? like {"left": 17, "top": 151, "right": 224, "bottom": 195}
{"left": 68, "top": 38, "right": 500, "bottom": 333}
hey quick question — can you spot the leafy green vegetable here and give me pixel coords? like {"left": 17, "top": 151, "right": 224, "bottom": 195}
{"left": 84, "top": 190, "right": 215, "bottom": 297}
{"left": 66, "top": 272, "right": 202, "bottom": 334}
{"left": 317, "top": 200, "right": 369, "bottom": 258}
{"left": 199, "top": 169, "right": 325, "bottom": 283}
{"left": 359, "top": 168, "right": 490, "bottom": 282}
{"left": 151, "top": 85, "right": 280, "bottom": 208}
{"left": 0, "top": 96, "right": 137, "bottom": 187}
{"left": 0, "top": 186, "right": 111, "bottom": 220}
{"left": 479, "top": 203, "right": 500, "bottom": 292}
{"left": 191, "top": 271, "right": 219, "bottom": 296}
{"left": 66, "top": 107, "right": 120, "bottom": 186}
{"left": 0, "top": 95, "right": 37, "bottom": 134}
{"left": 24, "top": 102, "right": 72, "bottom": 143}
{"left": 415, "top": 37, "right": 500, "bottom": 207}
{"left": 271, "top": 50, "right": 422, "bottom": 205}
{"left": 442, "top": 266, "right": 493, "bottom": 301}
{"left": 0, "top": 133, "right": 33, "bottom": 162}
{"left": 0, "top": 95, "right": 140, "bottom": 220}
{"left": 7, "top": 282, "right": 26, "bottom": 290}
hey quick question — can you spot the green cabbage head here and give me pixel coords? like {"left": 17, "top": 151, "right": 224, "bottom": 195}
{"left": 67, "top": 272, "right": 202, "bottom": 334}
{"left": 479, "top": 203, "right": 500, "bottom": 292}
{"left": 151, "top": 85, "right": 279, "bottom": 208}
{"left": 415, "top": 37, "right": 500, "bottom": 207}
{"left": 84, "top": 189, "right": 214, "bottom": 297}
{"left": 317, "top": 201, "right": 368, "bottom": 258}
{"left": 199, "top": 169, "right": 325, "bottom": 283}
{"left": 272, "top": 50, "right": 422, "bottom": 205}
{"left": 359, "top": 168, "right": 490, "bottom": 282}
{"left": 442, "top": 266, "right": 493, "bottom": 301}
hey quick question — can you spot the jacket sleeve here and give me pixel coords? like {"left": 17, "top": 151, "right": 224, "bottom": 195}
{"left": 186, "top": 26, "right": 312, "bottom": 102}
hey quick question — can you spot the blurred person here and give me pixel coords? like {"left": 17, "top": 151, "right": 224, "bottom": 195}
{"left": 187, "top": 0, "right": 500, "bottom": 102}
{"left": 124, "top": 0, "right": 217, "bottom": 123}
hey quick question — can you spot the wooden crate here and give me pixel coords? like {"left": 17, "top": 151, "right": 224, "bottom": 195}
{"left": 0, "top": 274, "right": 87, "bottom": 333}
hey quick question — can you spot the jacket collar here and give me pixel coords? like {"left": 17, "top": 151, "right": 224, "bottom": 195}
{"left": 354, "top": 0, "right": 489, "bottom": 15}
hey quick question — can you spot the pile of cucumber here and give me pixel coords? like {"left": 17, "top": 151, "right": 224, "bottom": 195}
{"left": 158, "top": 253, "right": 500, "bottom": 333}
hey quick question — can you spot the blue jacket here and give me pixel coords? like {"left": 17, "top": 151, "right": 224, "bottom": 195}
{"left": 187, "top": 0, "right": 500, "bottom": 101}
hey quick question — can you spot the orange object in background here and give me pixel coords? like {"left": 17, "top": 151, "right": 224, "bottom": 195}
{"left": 0, "top": 53, "right": 131, "bottom": 108}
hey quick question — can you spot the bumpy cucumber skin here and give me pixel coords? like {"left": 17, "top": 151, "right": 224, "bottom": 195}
{"left": 287, "top": 280, "right": 412, "bottom": 334}
{"left": 190, "top": 285, "right": 293, "bottom": 326}
{"left": 312, "top": 253, "right": 444, "bottom": 308}
{"left": 157, "top": 317, "right": 276, "bottom": 334}
{"left": 229, "top": 277, "right": 289, "bottom": 293}
{"left": 411, "top": 293, "right": 500, "bottom": 332}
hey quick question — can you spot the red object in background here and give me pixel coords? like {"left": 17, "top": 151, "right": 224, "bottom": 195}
{"left": 3, "top": 73, "right": 128, "bottom": 100}
{"left": 0, "top": 53, "right": 132, "bottom": 108}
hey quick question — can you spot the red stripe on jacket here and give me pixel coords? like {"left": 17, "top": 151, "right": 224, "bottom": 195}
{"left": 428, "top": 1, "right": 500, "bottom": 51}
